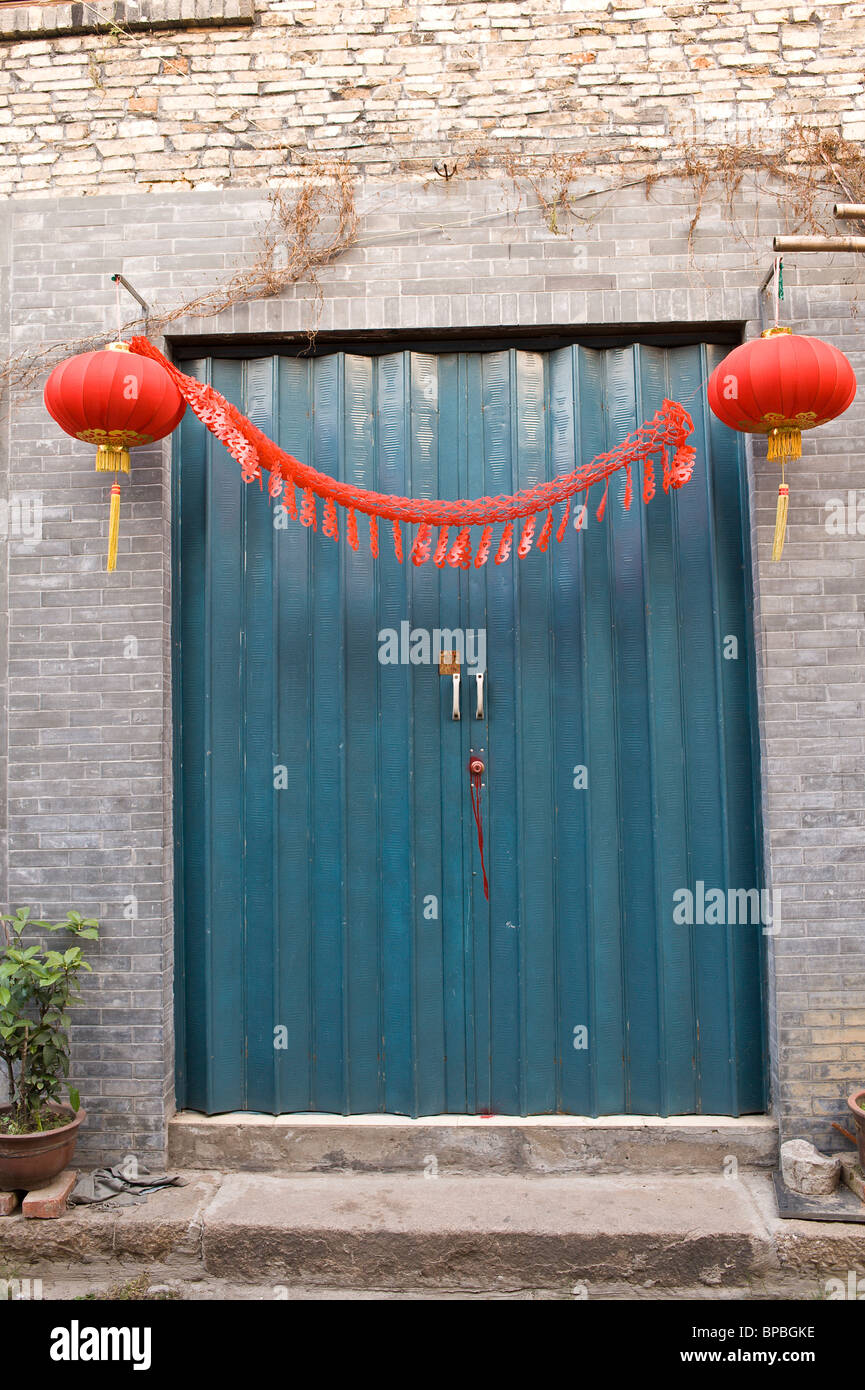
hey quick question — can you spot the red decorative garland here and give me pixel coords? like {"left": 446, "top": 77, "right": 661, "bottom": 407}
{"left": 130, "top": 338, "right": 696, "bottom": 565}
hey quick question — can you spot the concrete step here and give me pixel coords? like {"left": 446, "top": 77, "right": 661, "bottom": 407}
{"left": 168, "top": 1112, "right": 778, "bottom": 1176}
{"left": 7, "top": 1170, "right": 862, "bottom": 1298}
{"left": 200, "top": 1171, "right": 778, "bottom": 1292}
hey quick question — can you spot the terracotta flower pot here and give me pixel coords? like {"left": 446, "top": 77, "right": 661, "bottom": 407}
{"left": 847, "top": 1090, "right": 865, "bottom": 1172}
{"left": 0, "top": 1105, "right": 85, "bottom": 1191}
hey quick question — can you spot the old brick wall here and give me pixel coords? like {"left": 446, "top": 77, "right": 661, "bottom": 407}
{"left": 0, "top": 0, "right": 862, "bottom": 196}
{"left": 0, "top": 2, "right": 863, "bottom": 1165}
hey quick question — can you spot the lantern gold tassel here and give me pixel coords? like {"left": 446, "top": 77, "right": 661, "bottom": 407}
{"left": 107, "top": 481, "right": 121, "bottom": 573}
{"left": 95, "top": 444, "right": 131, "bottom": 474}
{"left": 767, "top": 426, "right": 802, "bottom": 462}
{"left": 772, "top": 480, "right": 789, "bottom": 562}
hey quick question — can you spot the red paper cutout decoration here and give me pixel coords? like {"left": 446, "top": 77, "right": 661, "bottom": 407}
{"left": 125, "top": 336, "right": 695, "bottom": 569}
{"left": 44, "top": 335, "right": 699, "bottom": 573}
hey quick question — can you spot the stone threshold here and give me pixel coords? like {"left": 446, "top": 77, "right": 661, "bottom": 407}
{"left": 168, "top": 1111, "right": 779, "bottom": 1175}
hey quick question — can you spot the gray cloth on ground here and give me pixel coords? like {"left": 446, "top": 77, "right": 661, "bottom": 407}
{"left": 70, "top": 1163, "right": 183, "bottom": 1207}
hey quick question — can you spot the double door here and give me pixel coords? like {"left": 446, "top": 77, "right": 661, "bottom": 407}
{"left": 174, "top": 342, "right": 766, "bottom": 1117}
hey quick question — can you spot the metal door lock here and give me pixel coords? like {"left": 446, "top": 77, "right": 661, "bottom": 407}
{"left": 469, "top": 757, "right": 485, "bottom": 776}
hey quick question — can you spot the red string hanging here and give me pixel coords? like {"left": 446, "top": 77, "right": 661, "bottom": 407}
{"left": 536, "top": 509, "right": 554, "bottom": 552}
{"left": 392, "top": 519, "right": 403, "bottom": 562}
{"left": 369, "top": 514, "right": 379, "bottom": 557}
{"left": 347, "top": 507, "right": 358, "bottom": 551}
{"left": 469, "top": 760, "right": 489, "bottom": 902}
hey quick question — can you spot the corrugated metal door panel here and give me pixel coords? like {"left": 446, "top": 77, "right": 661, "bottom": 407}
{"left": 514, "top": 351, "right": 559, "bottom": 1114}
{"left": 342, "top": 353, "right": 381, "bottom": 1111}
{"left": 243, "top": 356, "right": 279, "bottom": 1112}
{"left": 669, "top": 345, "right": 736, "bottom": 1113}
{"left": 174, "top": 359, "right": 207, "bottom": 1112}
{"left": 548, "top": 345, "right": 592, "bottom": 1115}
{"left": 437, "top": 353, "right": 472, "bottom": 1113}
{"left": 207, "top": 359, "right": 245, "bottom": 1110}
{"left": 606, "top": 345, "right": 663, "bottom": 1114}
{"left": 637, "top": 345, "right": 698, "bottom": 1115}
{"left": 578, "top": 346, "right": 628, "bottom": 1113}
{"left": 175, "top": 342, "right": 767, "bottom": 1117}
{"left": 702, "top": 343, "right": 765, "bottom": 1113}
{"left": 482, "top": 349, "right": 520, "bottom": 1114}
{"left": 375, "top": 352, "right": 418, "bottom": 1114}
{"left": 407, "top": 351, "right": 448, "bottom": 1116}
{"left": 309, "top": 351, "right": 346, "bottom": 1111}
{"left": 274, "top": 357, "right": 315, "bottom": 1111}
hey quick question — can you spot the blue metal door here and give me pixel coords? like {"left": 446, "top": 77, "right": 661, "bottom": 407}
{"left": 174, "top": 343, "right": 766, "bottom": 1116}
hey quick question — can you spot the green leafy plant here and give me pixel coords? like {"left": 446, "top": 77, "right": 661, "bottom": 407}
{"left": 0, "top": 908, "right": 99, "bottom": 1134}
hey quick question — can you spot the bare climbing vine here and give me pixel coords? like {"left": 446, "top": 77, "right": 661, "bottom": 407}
{"left": 499, "top": 150, "right": 591, "bottom": 234}
{"left": 157, "top": 162, "right": 358, "bottom": 327}
{"left": 462, "top": 125, "right": 865, "bottom": 249}
{"left": 0, "top": 161, "right": 358, "bottom": 393}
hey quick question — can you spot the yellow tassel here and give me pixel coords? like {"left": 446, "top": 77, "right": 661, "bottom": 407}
{"left": 107, "top": 482, "right": 121, "bottom": 573}
{"left": 95, "top": 445, "right": 130, "bottom": 474}
{"left": 767, "top": 427, "right": 801, "bottom": 462}
{"left": 772, "top": 482, "right": 789, "bottom": 562}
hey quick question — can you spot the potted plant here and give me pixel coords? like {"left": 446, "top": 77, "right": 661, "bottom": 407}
{"left": 848, "top": 1090, "right": 865, "bottom": 1173}
{"left": 0, "top": 907, "right": 99, "bottom": 1191}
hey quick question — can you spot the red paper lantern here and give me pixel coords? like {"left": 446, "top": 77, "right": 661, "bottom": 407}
{"left": 708, "top": 327, "right": 856, "bottom": 559}
{"left": 44, "top": 341, "right": 185, "bottom": 571}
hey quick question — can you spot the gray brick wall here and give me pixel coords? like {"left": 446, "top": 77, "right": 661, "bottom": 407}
{"left": 0, "top": 202, "right": 176, "bottom": 1163}
{"left": 0, "top": 0, "right": 863, "bottom": 1165}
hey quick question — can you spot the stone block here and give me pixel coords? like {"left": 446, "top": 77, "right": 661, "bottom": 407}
{"left": 780, "top": 1140, "right": 842, "bottom": 1196}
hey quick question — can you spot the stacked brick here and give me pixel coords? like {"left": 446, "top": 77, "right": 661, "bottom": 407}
{"left": 0, "top": 1, "right": 861, "bottom": 196}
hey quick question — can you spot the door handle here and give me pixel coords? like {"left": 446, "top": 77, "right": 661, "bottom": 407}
{"left": 475, "top": 671, "right": 484, "bottom": 720}
{"left": 452, "top": 672, "right": 461, "bottom": 721}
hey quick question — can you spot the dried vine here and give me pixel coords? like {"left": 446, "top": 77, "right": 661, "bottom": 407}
{"left": 0, "top": 161, "right": 357, "bottom": 394}
{"left": 461, "top": 125, "right": 865, "bottom": 250}
{"left": 157, "top": 162, "right": 357, "bottom": 327}
{"left": 668, "top": 127, "right": 865, "bottom": 253}
{"left": 499, "top": 150, "right": 591, "bottom": 233}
